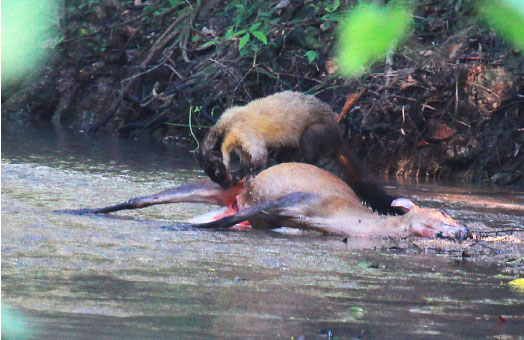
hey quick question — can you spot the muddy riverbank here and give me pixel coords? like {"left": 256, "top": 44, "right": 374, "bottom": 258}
{"left": 2, "top": 0, "right": 523, "bottom": 185}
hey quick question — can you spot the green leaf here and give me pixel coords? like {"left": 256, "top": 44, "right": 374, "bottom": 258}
{"left": 337, "top": 4, "right": 412, "bottom": 76}
{"left": 251, "top": 30, "right": 267, "bottom": 44}
{"left": 239, "top": 33, "right": 250, "bottom": 50}
{"left": 234, "top": 29, "right": 247, "bottom": 37}
{"left": 249, "top": 22, "right": 262, "bottom": 31}
{"left": 225, "top": 28, "right": 234, "bottom": 40}
{"left": 168, "top": 0, "right": 176, "bottom": 7}
{"left": 477, "top": 0, "right": 524, "bottom": 50}
{"left": 201, "top": 40, "right": 217, "bottom": 48}
{"left": 325, "top": 0, "right": 340, "bottom": 13}
{"left": 227, "top": 29, "right": 247, "bottom": 39}
{"left": 168, "top": 0, "right": 182, "bottom": 7}
{"left": 304, "top": 50, "right": 318, "bottom": 63}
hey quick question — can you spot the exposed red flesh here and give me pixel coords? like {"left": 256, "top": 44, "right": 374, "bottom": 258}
{"left": 212, "top": 195, "right": 251, "bottom": 228}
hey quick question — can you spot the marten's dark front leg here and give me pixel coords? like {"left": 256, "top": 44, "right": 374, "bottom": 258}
{"left": 57, "top": 178, "right": 243, "bottom": 215}
{"left": 270, "top": 147, "right": 300, "bottom": 165}
{"left": 230, "top": 147, "right": 298, "bottom": 183}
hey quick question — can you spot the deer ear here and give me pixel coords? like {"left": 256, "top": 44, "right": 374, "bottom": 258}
{"left": 391, "top": 198, "right": 416, "bottom": 213}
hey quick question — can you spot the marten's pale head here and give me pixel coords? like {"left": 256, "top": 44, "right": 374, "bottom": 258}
{"left": 392, "top": 198, "right": 471, "bottom": 240}
{"left": 196, "top": 148, "right": 232, "bottom": 189}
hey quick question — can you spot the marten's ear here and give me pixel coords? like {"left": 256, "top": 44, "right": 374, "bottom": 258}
{"left": 391, "top": 198, "right": 416, "bottom": 213}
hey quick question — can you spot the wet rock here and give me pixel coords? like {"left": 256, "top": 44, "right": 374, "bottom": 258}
{"left": 444, "top": 136, "right": 481, "bottom": 164}
{"left": 2, "top": 66, "right": 60, "bottom": 123}
{"left": 489, "top": 171, "right": 522, "bottom": 185}
{"left": 462, "top": 66, "right": 515, "bottom": 117}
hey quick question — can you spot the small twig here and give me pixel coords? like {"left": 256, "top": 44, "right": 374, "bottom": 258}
{"left": 260, "top": 66, "right": 322, "bottom": 84}
{"left": 389, "top": 94, "right": 417, "bottom": 102}
{"left": 58, "top": 5, "right": 168, "bottom": 46}
{"left": 471, "top": 82, "right": 500, "bottom": 98}
{"left": 421, "top": 103, "right": 436, "bottom": 111}
{"left": 400, "top": 105, "right": 406, "bottom": 136}
{"left": 166, "top": 123, "right": 212, "bottom": 128}
{"left": 122, "top": 61, "right": 165, "bottom": 84}
{"left": 455, "top": 75, "right": 459, "bottom": 113}
{"left": 209, "top": 58, "right": 242, "bottom": 83}
{"left": 183, "top": 0, "right": 194, "bottom": 10}
{"left": 451, "top": 119, "right": 471, "bottom": 128}
{"left": 233, "top": 65, "right": 258, "bottom": 94}
{"left": 478, "top": 229, "right": 524, "bottom": 235}
{"left": 180, "top": 0, "right": 201, "bottom": 63}
{"left": 163, "top": 50, "right": 184, "bottom": 79}
{"left": 141, "top": 13, "right": 189, "bottom": 69}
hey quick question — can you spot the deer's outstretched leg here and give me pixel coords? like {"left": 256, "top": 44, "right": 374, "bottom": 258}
{"left": 174, "top": 192, "right": 316, "bottom": 230}
{"left": 58, "top": 178, "right": 244, "bottom": 215}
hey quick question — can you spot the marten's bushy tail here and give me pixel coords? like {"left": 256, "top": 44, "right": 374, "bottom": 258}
{"left": 336, "top": 144, "right": 404, "bottom": 215}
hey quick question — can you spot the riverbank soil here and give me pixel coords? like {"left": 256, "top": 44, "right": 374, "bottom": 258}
{"left": 2, "top": 1, "right": 522, "bottom": 185}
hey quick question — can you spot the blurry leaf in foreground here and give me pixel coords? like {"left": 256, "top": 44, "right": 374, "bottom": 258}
{"left": 1, "top": 0, "right": 57, "bottom": 84}
{"left": 337, "top": 4, "right": 411, "bottom": 76}
{"left": 478, "top": 0, "right": 524, "bottom": 50}
{"left": 508, "top": 278, "right": 524, "bottom": 292}
{"left": 1, "top": 304, "right": 32, "bottom": 339}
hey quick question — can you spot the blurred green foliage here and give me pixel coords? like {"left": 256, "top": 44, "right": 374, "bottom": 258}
{"left": 478, "top": 0, "right": 524, "bottom": 50}
{"left": 337, "top": 3, "right": 411, "bottom": 76}
{"left": 1, "top": 0, "right": 58, "bottom": 84}
{"left": 1, "top": 304, "right": 32, "bottom": 339}
{"left": 508, "top": 278, "right": 524, "bottom": 291}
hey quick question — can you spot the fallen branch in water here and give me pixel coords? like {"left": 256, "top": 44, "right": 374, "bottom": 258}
{"left": 478, "top": 229, "right": 524, "bottom": 234}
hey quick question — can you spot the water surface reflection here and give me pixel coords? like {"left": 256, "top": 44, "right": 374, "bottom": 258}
{"left": 2, "top": 125, "right": 523, "bottom": 339}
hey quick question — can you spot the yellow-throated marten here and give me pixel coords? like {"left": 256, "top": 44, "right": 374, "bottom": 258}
{"left": 196, "top": 91, "right": 402, "bottom": 215}
{"left": 62, "top": 163, "right": 470, "bottom": 240}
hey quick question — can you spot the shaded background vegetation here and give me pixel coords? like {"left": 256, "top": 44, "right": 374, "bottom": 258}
{"left": 2, "top": 0, "right": 523, "bottom": 184}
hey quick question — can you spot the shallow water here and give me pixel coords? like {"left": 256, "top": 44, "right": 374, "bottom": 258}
{"left": 2, "top": 125, "right": 523, "bottom": 339}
